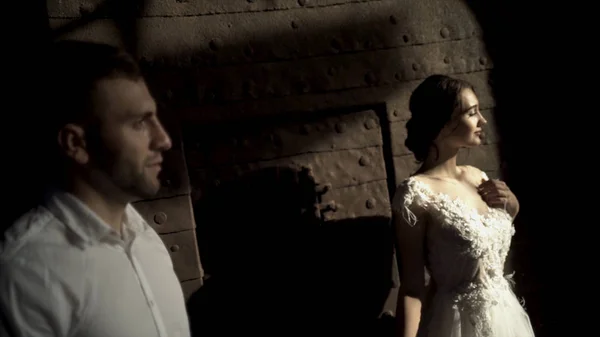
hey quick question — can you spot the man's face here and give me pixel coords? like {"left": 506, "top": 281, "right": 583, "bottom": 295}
{"left": 87, "top": 77, "right": 172, "bottom": 201}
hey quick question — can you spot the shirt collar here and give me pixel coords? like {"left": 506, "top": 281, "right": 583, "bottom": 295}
{"left": 43, "top": 189, "right": 148, "bottom": 246}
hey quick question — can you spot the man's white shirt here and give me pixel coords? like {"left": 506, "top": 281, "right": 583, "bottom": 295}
{"left": 0, "top": 189, "right": 191, "bottom": 337}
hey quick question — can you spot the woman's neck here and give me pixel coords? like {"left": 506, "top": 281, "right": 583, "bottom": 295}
{"left": 418, "top": 145, "right": 461, "bottom": 179}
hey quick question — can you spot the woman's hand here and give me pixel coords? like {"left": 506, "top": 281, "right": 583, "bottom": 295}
{"left": 478, "top": 179, "right": 520, "bottom": 218}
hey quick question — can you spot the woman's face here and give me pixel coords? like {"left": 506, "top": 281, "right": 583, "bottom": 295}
{"left": 435, "top": 88, "right": 487, "bottom": 149}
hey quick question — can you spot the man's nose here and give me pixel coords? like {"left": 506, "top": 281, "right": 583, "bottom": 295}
{"left": 153, "top": 122, "right": 172, "bottom": 152}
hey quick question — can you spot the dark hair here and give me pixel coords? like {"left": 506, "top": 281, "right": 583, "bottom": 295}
{"left": 41, "top": 39, "right": 142, "bottom": 130}
{"left": 404, "top": 74, "right": 475, "bottom": 162}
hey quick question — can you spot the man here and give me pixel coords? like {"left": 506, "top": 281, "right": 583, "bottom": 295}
{"left": 0, "top": 40, "right": 191, "bottom": 337}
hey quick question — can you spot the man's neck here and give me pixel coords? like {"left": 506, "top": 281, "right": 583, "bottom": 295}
{"left": 64, "top": 178, "right": 128, "bottom": 235}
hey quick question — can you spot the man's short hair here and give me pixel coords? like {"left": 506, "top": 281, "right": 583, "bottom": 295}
{"left": 42, "top": 40, "right": 143, "bottom": 129}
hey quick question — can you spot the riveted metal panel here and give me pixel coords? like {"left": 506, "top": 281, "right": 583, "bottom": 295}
{"left": 393, "top": 155, "right": 421, "bottom": 185}
{"left": 150, "top": 37, "right": 490, "bottom": 101}
{"left": 319, "top": 179, "right": 391, "bottom": 221}
{"left": 131, "top": 1, "right": 480, "bottom": 65}
{"left": 49, "top": 0, "right": 481, "bottom": 65}
{"left": 132, "top": 195, "right": 195, "bottom": 234}
{"left": 184, "top": 109, "right": 382, "bottom": 168}
{"left": 389, "top": 122, "right": 410, "bottom": 157}
{"left": 180, "top": 278, "right": 203, "bottom": 301}
{"left": 191, "top": 146, "right": 386, "bottom": 191}
{"left": 160, "top": 229, "right": 202, "bottom": 282}
{"left": 47, "top": 0, "right": 383, "bottom": 18}
{"left": 389, "top": 108, "right": 497, "bottom": 156}
{"left": 176, "top": 71, "right": 493, "bottom": 124}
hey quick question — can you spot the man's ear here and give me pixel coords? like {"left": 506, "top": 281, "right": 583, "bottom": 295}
{"left": 57, "top": 124, "right": 89, "bottom": 165}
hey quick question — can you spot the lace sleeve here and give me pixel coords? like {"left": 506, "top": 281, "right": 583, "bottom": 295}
{"left": 392, "top": 179, "right": 424, "bottom": 227}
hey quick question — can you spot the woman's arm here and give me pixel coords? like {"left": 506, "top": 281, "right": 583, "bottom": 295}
{"left": 392, "top": 197, "right": 427, "bottom": 337}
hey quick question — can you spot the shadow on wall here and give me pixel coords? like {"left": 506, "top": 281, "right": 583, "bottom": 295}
{"left": 187, "top": 166, "right": 394, "bottom": 336}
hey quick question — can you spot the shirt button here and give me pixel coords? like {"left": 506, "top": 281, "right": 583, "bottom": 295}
{"left": 149, "top": 300, "right": 155, "bottom": 307}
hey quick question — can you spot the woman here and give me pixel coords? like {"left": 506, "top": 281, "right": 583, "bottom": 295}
{"left": 392, "top": 75, "right": 535, "bottom": 337}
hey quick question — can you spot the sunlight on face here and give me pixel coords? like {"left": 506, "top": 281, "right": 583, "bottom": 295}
{"left": 437, "top": 88, "right": 487, "bottom": 149}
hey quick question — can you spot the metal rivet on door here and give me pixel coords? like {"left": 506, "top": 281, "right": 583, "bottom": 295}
{"left": 366, "top": 199, "right": 376, "bottom": 209}
{"left": 364, "top": 119, "right": 377, "bottom": 130}
{"left": 440, "top": 27, "right": 450, "bottom": 38}
{"left": 154, "top": 212, "right": 167, "bottom": 225}
{"left": 335, "top": 122, "right": 346, "bottom": 133}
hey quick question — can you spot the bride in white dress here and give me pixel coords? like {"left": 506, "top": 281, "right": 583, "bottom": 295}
{"left": 391, "top": 75, "right": 535, "bottom": 337}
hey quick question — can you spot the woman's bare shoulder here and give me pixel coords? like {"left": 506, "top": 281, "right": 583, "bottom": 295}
{"left": 460, "top": 165, "right": 488, "bottom": 183}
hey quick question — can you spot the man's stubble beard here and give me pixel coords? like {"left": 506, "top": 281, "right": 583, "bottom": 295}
{"left": 88, "top": 151, "right": 160, "bottom": 204}
{"left": 108, "top": 163, "right": 160, "bottom": 202}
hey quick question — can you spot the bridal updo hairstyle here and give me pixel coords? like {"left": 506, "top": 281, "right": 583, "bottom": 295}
{"left": 405, "top": 74, "right": 476, "bottom": 162}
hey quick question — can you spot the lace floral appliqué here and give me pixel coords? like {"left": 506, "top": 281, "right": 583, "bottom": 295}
{"left": 394, "top": 177, "right": 529, "bottom": 337}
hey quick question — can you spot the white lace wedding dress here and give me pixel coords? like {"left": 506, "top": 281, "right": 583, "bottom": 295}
{"left": 393, "top": 174, "right": 536, "bottom": 337}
